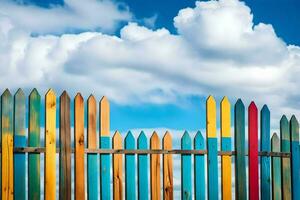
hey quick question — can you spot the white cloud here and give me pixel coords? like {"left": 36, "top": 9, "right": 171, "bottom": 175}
{"left": 0, "top": 0, "right": 300, "bottom": 125}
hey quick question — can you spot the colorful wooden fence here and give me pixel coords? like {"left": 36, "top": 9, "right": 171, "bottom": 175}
{"left": 0, "top": 89, "right": 299, "bottom": 200}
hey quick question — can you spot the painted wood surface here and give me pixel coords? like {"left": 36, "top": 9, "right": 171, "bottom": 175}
{"left": 1, "top": 89, "right": 14, "bottom": 200}
{"left": 234, "top": 99, "right": 247, "bottom": 199}
{"left": 74, "top": 93, "right": 85, "bottom": 200}
{"left": 45, "top": 89, "right": 56, "bottom": 200}
{"left": 125, "top": 131, "right": 136, "bottom": 200}
{"left": 87, "top": 95, "right": 99, "bottom": 200}
{"left": 28, "top": 89, "right": 41, "bottom": 200}
{"left": 248, "top": 102, "right": 259, "bottom": 200}
{"left": 59, "top": 91, "right": 71, "bottom": 200}
{"left": 220, "top": 97, "right": 232, "bottom": 200}
{"left": 113, "top": 131, "right": 123, "bottom": 200}
{"left": 194, "top": 131, "right": 205, "bottom": 200}
{"left": 271, "top": 133, "right": 282, "bottom": 200}
{"left": 206, "top": 96, "right": 218, "bottom": 200}
{"left": 137, "top": 131, "right": 148, "bottom": 200}
{"left": 100, "top": 96, "right": 111, "bottom": 200}
{"left": 290, "top": 116, "right": 300, "bottom": 200}
{"left": 261, "top": 105, "right": 271, "bottom": 200}
{"left": 14, "top": 89, "right": 26, "bottom": 200}
{"left": 150, "top": 132, "right": 161, "bottom": 200}
{"left": 163, "top": 131, "right": 173, "bottom": 200}
{"left": 181, "top": 131, "right": 192, "bottom": 200}
{"left": 280, "top": 115, "right": 292, "bottom": 200}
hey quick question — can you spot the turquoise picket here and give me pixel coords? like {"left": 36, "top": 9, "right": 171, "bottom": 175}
{"left": 100, "top": 136, "right": 110, "bottom": 200}
{"left": 290, "top": 116, "right": 300, "bottom": 200}
{"left": 14, "top": 89, "right": 26, "bottom": 200}
{"left": 271, "top": 133, "right": 282, "bottom": 200}
{"left": 261, "top": 105, "right": 271, "bottom": 200}
{"left": 125, "top": 131, "right": 136, "bottom": 200}
{"left": 194, "top": 131, "right": 205, "bottom": 200}
{"left": 181, "top": 131, "right": 192, "bottom": 200}
{"left": 234, "top": 99, "right": 247, "bottom": 199}
{"left": 137, "top": 131, "right": 149, "bottom": 200}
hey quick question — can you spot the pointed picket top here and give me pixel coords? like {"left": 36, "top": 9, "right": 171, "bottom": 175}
{"left": 2, "top": 88, "right": 12, "bottom": 97}
{"left": 125, "top": 131, "right": 135, "bottom": 148}
{"left": 221, "top": 96, "right": 230, "bottom": 106}
{"left": 100, "top": 96, "right": 110, "bottom": 137}
{"left": 60, "top": 90, "right": 70, "bottom": 100}
{"left": 207, "top": 95, "right": 216, "bottom": 138}
{"left": 181, "top": 131, "right": 192, "bottom": 147}
{"left": 262, "top": 104, "right": 270, "bottom": 113}
{"left": 46, "top": 88, "right": 56, "bottom": 97}
{"left": 249, "top": 101, "right": 257, "bottom": 111}
{"left": 113, "top": 131, "right": 122, "bottom": 149}
{"left": 271, "top": 133, "right": 280, "bottom": 149}
{"left": 138, "top": 131, "right": 147, "bottom": 149}
{"left": 194, "top": 131, "right": 205, "bottom": 148}
{"left": 150, "top": 131, "right": 160, "bottom": 148}
{"left": 88, "top": 94, "right": 96, "bottom": 104}
{"left": 235, "top": 98, "right": 244, "bottom": 108}
{"left": 15, "top": 88, "right": 25, "bottom": 98}
{"left": 30, "top": 88, "right": 40, "bottom": 98}
{"left": 75, "top": 92, "right": 83, "bottom": 101}
{"left": 163, "top": 131, "right": 172, "bottom": 149}
{"left": 280, "top": 115, "right": 290, "bottom": 142}
{"left": 163, "top": 131, "right": 172, "bottom": 142}
{"left": 290, "top": 115, "right": 299, "bottom": 141}
{"left": 280, "top": 115, "right": 289, "bottom": 127}
{"left": 221, "top": 96, "right": 231, "bottom": 138}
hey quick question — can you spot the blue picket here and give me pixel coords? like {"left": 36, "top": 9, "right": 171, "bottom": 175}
{"left": 290, "top": 116, "right": 300, "bottom": 200}
{"left": 181, "top": 131, "right": 192, "bottom": 200}
{"left": 260, "top": 105, "right": 271, "bottom": 200}
{"left": 125, "top": 131, "right": 136, "bottom": 200}
{"left": 194, "top": 131, "right": 205, "bottom": 200}
{"left": 100, "top": 136, "right": 110, "bottom": 200}
{"left": 137, "top": 131, "right": 149, "bottom": 200}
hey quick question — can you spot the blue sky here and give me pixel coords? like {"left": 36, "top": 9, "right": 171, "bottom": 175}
{"left": 1, "top": 0, "right": 300, "bottom": 132}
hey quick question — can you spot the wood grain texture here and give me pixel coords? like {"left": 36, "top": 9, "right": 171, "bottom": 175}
{"left": 181, "top": 131, "right": 192, "bottom": 200}
{"left": 100, "top": 96, "right": 110, "bottom": 136}
{"left": 234, "top": 99, "right": 247, "bottom": 199}
{"left": 113, "top": 131, "right": 123, "bottom": 200}
{"left": 248, "top": 102, "right": 259, "bottom": 200}
{"left": 280, "top": 115, "right": 292, "bottom": 200}
{"left": 206, "top": 96, "right": 218, "bottom": 200}
{"left": 14, "top": 89, "right": 26, "bottom": 200}
{"left": 87, "top": 95, "right": 99, "bottom": 200}
{"left": 220, "top": 97, "right": 232, "bottom": 200}
{"left": 137, "top": 131, "right": 148, "bottom": 200}
{"left": 260, "top": 105, "right": 271, "bottom": 200}
{"left": 290, "top": 116, "right": 300, "bottom": 200}
{"left": 28, "top": 89, "right": 41, "bottom": 200}
{"left": 271, "top": 133, "right": 282, "bottom": 200}
{"left": 151, "top": 132, "right": 161, "bottom": 200}
{"left": 59, "top": 91, "right": 71, "bottom": 200}
{"left": 74, "top": 93, "right": 85, "bottom": 200}
{"left": 45, "top": 89, "right": 56, "bottom": 200}
{"left": 125, "top": 131, "right": 136, "bottom": 200}
{"left": 163, "top": 131, "right": 173, "bottom": 200}
{"left": 194, "top": 131, "right": 205, "bottom": 200}
{"left": 1, "top": 89, "right": 14, "bottom": 200}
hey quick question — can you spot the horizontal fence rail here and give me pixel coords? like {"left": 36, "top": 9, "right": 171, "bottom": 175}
{"left": 0, "top": 88, "right": 299, "bottom": 200}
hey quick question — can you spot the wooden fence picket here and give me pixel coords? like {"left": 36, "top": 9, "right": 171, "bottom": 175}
{"left": 220, "top": 97, "right": 232, "bottom": 200}
{"left": 271, "top": 133, "right": 282, "bottom": 200}
{"left": 125, "top": 131, "right": 136, "bottom": 200}
{"left": 150, "top": 132, "right": 161, "bottom": 200}
{"left": 181, "top": 131, "right": 192, "bottom": 200}
{"left": 28, "top": 89, "right": 41, "bottom": 200}
{"left": 194, "top": 131, "right": 205, "bottom": 200}
{"left": 113, "top": 131, "right": 123, "bottom": 200}
{"left": 163, "top": 131, "right": 173, "bottom": 199}
{"left": 234, "top": 99, "right": 247, "bottom": 199}
{"left": 280, "top": 115, "right": 292, "bottom": 200}
{"left": 14, "top": 89, "right": 26, "bottom": 200}
{"left": 248, "top": 102, "right": 259, "bottom": 200}
{"left": 137, "top": 131, "right": 148, "bottom": 200}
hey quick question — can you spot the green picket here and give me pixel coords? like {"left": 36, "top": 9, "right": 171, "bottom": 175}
{"left": 271, "top": 133, "right": 281, "bottom": 200}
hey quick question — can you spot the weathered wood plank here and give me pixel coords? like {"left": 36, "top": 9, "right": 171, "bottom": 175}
{"left": 125, "top": 131, "right": 136, "bottom": 200}
{"left": 137, "top": 131, "right": 148, "bottom": 200}
{"left": 14, "top": 89, "right": 26, "bottom": 200}
{"left": 271, "top": 133, "right": 282, "bottom": 200}
{"left": 194, "top": 131, "right": 205, "bottom": 200}
{"left": 206, "top": 96, "right": 218, "bottom": 200}
{"left": 220, "top": 96, "right": 232, "bottom": 200}
{"left": 1, "top": 89, "right": 14, "bottom": 200}
{"left": 248, "top": 102, "right": 259, "bottom": 200}
{"left": 28, "top": 88, "right": 41, "bottom": 200}
{"left": 150, "top": 132, "right": 161, "bottom": 200}
{"left": 113, "top": 131, "right": 123, "bottom": 200}
{"left": 261, "top": 105, "right": 271, "bottom": 200}
{"left": 181, "top": 131, "right": 192, "bottom": 200}
{"left": 234, "top": 99, "right": 247, "bottom": 199}
{"left": 45, "top": 89, "right": 56, "bottom": 200}
{"left": 163, "top": 131, "right": 173, "bottom": 200}
{"left": 74, "top": 93, "right": 85, "bottom": 200}
{"left": 59, "top": 91, "right": 71, "bottom": 200}
{"left": 280, "top": 115, "right": 292, "bottom": 200}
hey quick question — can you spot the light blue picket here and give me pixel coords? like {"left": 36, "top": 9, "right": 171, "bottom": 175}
{"left": 194, "top": 131, "right": 205, "bottom": 200}
{"left": 181, "top": 131, "right": 192, "bottom": 200}
{"left": 125, "top": 131, "right": 136, "bottom": 200}
{"left": 290, "top": 116, "right": 300, "bottom": 200}
{"left": 100, "top": 136, "right": 110, "bottom": 200}
{"left": 137, "top": 131, "right": 149, "bottom": 200}
{"left": 260, "top": 105, "right": 271, "bottom": 200}
{"left": 14, "top": 89, "right": 26, "bottom": 200}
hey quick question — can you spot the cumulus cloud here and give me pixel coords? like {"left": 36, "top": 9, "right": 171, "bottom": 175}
{"left": 0, "top": 0, "right": 300, "bottom": 124}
